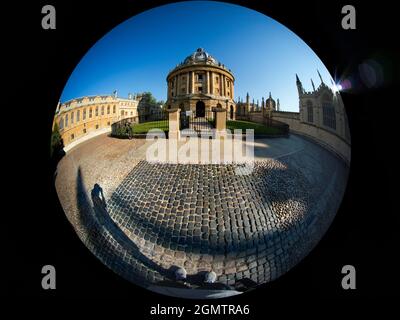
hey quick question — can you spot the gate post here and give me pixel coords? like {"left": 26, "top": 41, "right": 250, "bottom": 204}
{"left": 214, "top": 107, "right": 227, "bottom": 133}
{"left": 167, "top": 108, "right": 180, "bottom": 140}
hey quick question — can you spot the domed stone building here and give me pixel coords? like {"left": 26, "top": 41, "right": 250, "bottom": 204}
{"left": 165, "top": 48, "right": 236, "bottom": 119}
{"left": 265, "top": 92, "right": 276, "bottom": 111}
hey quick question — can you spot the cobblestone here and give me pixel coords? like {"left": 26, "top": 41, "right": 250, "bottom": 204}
{"left": 56, "top": 134, "right": 349, "bottom": 291}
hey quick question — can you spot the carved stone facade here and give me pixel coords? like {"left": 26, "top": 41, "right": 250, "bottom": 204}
{"left": 165, "top": 48, "right": 236, "bottom": 119}
{"left": 53, "top": 92, "right": 141, "bottom": 147}
{"left": 271, "top": 72, "right": 351, "bottom": 163}
{"left": 295, "top": 72, "right": 350, "bottom": 142}
{"left": 235, "top": 91, "right": 279, "bottom": 117}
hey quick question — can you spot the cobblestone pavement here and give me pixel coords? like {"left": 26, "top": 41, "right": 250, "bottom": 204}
{"left": 56, "top": 133, "right": 349, "bottom": 292}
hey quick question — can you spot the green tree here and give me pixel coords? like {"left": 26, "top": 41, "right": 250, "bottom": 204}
{"left": 50, "top": 122, "right": 64, "bottom": 158}
{"left": 142, "top": 92, "right": 158, "bottom": 107}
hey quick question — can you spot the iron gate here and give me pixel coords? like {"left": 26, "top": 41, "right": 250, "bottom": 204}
{"left": 180, "top": 110, "right": 215, "bottom": 134}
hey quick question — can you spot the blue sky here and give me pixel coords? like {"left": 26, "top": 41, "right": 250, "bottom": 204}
{"left": 60, "top": 1, "right": 336, "bottom": 112}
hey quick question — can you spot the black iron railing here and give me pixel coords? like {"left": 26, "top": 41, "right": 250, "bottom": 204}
{"left": 180, "top": 110, "right": 215, "bottom": 134}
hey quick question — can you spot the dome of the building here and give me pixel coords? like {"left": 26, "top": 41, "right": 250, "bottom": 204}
{"left": 266, "top": 93, "right": 276, "bottom": 109}
{"left": 182, "top": 48, "right": 219, "bottom": 66}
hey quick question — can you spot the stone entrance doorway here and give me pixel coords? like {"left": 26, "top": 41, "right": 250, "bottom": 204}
{"left": 196, "top": 101, "right": 206, "bottom": 117}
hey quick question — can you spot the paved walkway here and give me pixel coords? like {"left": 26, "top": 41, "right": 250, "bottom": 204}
{"left": 55, "top": 132, "right": 349, "bottom": 293}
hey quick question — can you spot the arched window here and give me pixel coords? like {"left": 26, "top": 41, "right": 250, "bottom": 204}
{"left": 95, "top": 106, "right": 99, "bottom": 117}
{"left": 307, "top": 101, "right": 313, "bottom": 123}
{"left": 322, "top": 102, "right": 336, "bottom": 130}
{"left": 107, "top": 105, "right": 110, "bottom": 114}
{"left": 71, "top": 112, "right": 74, "bottom": 124}
{"left": 59, "top": 117, "right": 64, "bottom": 129}
{"left": 77, "top": 110, "right": 80, "bottom": 122}
{"left": 65, "top": 113, "right": 69, "bottom": 127}
{"left": 101, "top": 105, "right": 104, "bottom": 115}
{"left": 83, "top": 108, "right": 86, "bottom": 120}
{"left": 89, "top": 108, "right": 92, "bottom": 118}
{"left": 113, "top": 105, "right": 116, "bottom": 113}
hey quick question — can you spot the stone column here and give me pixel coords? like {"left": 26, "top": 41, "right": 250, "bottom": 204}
{"left": 167, "top": 108, "right": 180, "bottom": 140}
{"left": 191, "top": 71, "right": 195, "bottom": 94}
{"left": 206, "top": 71, "right": 210, "bottom": 94}
{"left": 220, "top": 74, "right": 223, "bottom": 96}
{"left": 173, "top": 76, "right": 176, "bottom": 97}
{"left": 224, "top": 75, "right": 227, "bottom": 96}
{"left": 186, "top": 72, "right": 190, "bottom": 94}
{"left": 210, "top": 71, "right": 214, "bottom": 95}
{"left": 223, "top": 76, "right": 226, "bottom": 98}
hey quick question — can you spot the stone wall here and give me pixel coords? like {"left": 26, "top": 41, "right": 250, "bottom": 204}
{"left": 272, "top": 111, "right": 351, "bottom": 164}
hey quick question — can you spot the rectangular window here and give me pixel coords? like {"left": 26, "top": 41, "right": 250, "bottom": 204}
{"left": 70, "top": 134, "right": 74, "bottom": 140}
{"left": 101, "top": 105, "right": 104, "bottom": 115}
{"left": 113, "top": 105, "right": 116, "bottom": 113}
{"left": 107, "top": 105, "right": 110, "bottom": 114}
{"left": 96, "top": 124, "right": 99, "bottom": 129}
{"left": 83, "top": 109, "right": 86, "bottom": 120}
{"left": 77, "top": 110, "right": 80, "bottom": 122}
{"left": 322, "top": 103, "right": 336, "bottom": 130}
{"left": 197, "top": 74, "right": 203, "bottom": 82}
{"left": 71, "top": 112, "right": 74, "bottom": 124}
{"left": 83, "top": 128, "right": 87, "bottom": 134}
{"left": 89, "top": 108, "right": 92, "bottom": 118}
{"left": 198, "top": 86, "right": 203, "bottom": 93}
{"left": 307, "top": 105, "right": 313, "bottom": 123}
{"left": 65, "top": 114, "right": 69, "bottom": 127}
{"left": 95, "top": 106, "right": 99, "bottom": 117}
